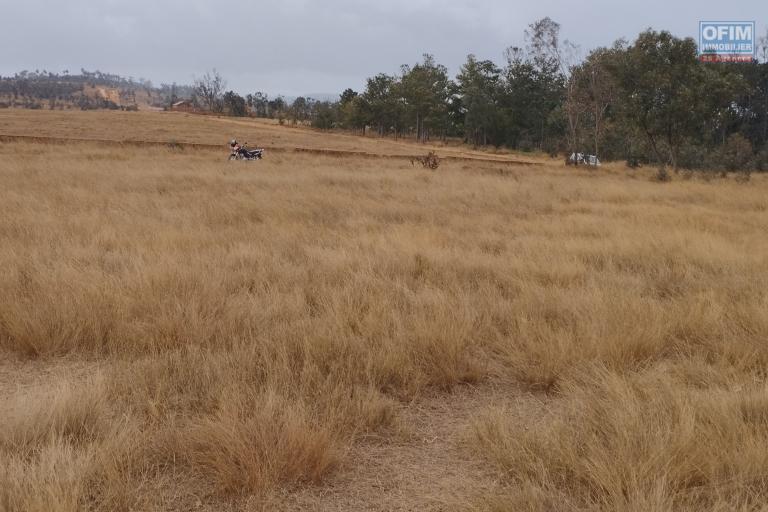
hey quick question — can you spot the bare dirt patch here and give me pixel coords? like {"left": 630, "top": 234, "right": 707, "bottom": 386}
{"left": 270, "top": 383, "right": 546, "bottom": 512}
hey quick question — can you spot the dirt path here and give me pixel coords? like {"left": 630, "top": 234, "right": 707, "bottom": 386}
{"left": 266, "top": 383, "right": 544, "bottom": 512}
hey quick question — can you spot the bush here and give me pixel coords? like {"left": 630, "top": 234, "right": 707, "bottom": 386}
{"left": 752, "top": 146, "right": 768, "bottom": 172}
{"left": 735, "top": 170, "right": 751, "bottom": 183}
{"left": 412, "top": 151, "right": 441, "bottom": 170}
{"left": 543, "top": 139, "right": 560, "bottom": 158}
{"left": 677, "top": 141, "right": 711, "bottom": 170}
{"left": 654, "top": 167, "right": 671, "bottom": 182}
{"left": 518, "top": 140, "right": 534, "bottom": 153}
{"left": 166, "top": 139, "right": 183, "bottom": 151}
{"left": 718, "top": 133, "right": 753, "bottom": 172}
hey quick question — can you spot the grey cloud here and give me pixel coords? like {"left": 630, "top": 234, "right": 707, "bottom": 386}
{"left": 1, "top": 0, "right": 765, "bottom": 96}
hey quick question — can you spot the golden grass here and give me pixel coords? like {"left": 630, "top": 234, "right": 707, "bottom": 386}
{"left": 1, "top": 128, "right": 768, "bottom": 510}
{"left": 471, "top": 366, "right": 768, "bottom": 511}
{"left": 0, "top": 109, "right": 532, "bottom": 162}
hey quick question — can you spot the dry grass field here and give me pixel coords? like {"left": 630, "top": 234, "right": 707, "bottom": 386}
{"left": 0, "top": 110, "right": 530, "bottom": 163}
{"left": 1, "top": 110, "right": 768, "bottom": 511}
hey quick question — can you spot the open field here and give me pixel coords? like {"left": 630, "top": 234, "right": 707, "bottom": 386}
{"left": 2, "top": 112, "right": 768, "bottom": 511}
{"left": 0, "top": 110, "right": 534, "bottom": 164}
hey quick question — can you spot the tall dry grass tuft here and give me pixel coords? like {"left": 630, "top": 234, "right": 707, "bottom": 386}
{"left": 1, "top": 440, "right": 96, "bottom": 512}
{"left": 0, "top": 379, "right": 109, "bottom": 453}
{"left": 0, "top": 377, "right": 151, "bottom": 512}
{"left": 181, "top": 392, "right": 337, "bottom": 495}
{"left": 471, "top": 365, "right": 768, "bottom": 510}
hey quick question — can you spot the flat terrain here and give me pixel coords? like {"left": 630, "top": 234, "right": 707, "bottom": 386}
{"left": 1, "top": 111, "right": 768, "bottom": 511}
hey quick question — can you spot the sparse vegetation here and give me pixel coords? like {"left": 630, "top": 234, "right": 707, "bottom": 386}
{"left": 412, "top": 150, "right": 441, "bottom": 169}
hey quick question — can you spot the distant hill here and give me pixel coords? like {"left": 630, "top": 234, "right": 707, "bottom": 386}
{"left": 0, "top": 69, "right": 342, "bottom": 114}
{"left": 0, "top": 70, "right": 194, "bottom": 111}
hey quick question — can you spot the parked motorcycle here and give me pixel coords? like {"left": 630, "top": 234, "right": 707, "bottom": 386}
{"left": 229, "top": 142, "right": 264, "bottom": 161}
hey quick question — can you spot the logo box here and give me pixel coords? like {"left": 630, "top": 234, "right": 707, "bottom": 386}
{"left": 699, "top": 21, "right": 756, "bottom": 62}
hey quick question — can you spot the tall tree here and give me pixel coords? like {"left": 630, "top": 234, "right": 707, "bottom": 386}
{"left": 456, "top": 55, "right": 502, "bottom": 146}
{"left": 289, "top": 96, "right": 312, "bottom": 124}
{"left": 400, "top": 55, "right": 452, "bottom": 143}
{"left": 502, "top": 44, "right": 565, "bottom": 151}
{"left": 250, "top": 92, "right": 270, "bottom": 117}
{"left": 312, "top": 102, "right": 337, "bottom": 130}
{"left": 610, "top": 31, "right": 707, "bottom": 170}
{"left": 569, "top": 46, "right": 619, "bottom": 156}
{"left": 194, "top": 69, "right": 226, "bottom": 113}
{"left": 223, "top": 91, "right": 247, "bottom": 117}
{"left": 361, "top": 73, "right": 401, "bottom": 136}
{"left": 339, "top": 95, "right": 366, "bottom": 132}
{"left": 340, "top": 88, "right": 358, "bottom": 106}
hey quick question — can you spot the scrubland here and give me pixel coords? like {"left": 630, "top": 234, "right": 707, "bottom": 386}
{"left": 1, "top": 131, "right": 767, "bottom": 511}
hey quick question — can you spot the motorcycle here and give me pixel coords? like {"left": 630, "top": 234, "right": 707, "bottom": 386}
{"left": 229, "top": 143, "right": 264, "bottom": 161}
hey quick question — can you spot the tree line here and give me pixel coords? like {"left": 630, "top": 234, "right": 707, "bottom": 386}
{"left": 211, "top": 18, "right": 768, "bottom": 171}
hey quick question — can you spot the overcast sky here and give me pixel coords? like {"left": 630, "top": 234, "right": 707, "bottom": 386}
{"left": 1, "top": 0, "right": 765, "bottom": 97}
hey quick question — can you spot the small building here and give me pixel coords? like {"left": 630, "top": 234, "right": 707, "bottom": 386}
{"left": 170, "top": 100, "right": 195, "bottom": 112}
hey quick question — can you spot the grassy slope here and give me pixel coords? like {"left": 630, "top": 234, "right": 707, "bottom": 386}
{"left": 0, "top": 109, "right": 534, "bottom": 162}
